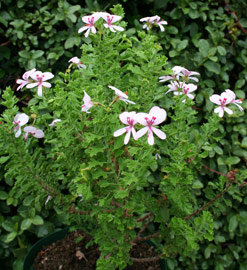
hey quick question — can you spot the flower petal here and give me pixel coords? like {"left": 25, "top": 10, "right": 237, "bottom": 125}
{"left": 33, "top": 129, "right": 44, "bottom": 138}
{"left": 224, "top": 107, "right": 233, "bottom": 115}
{"left": 149, "top": 106, "right": 167, "bottom": 125}
{"left": 147, "top": 130, "right": 154, "bottom": 145}
{"left": 26, "top": 82, "right": 39, "bottom": 89}
{"left": 15, "top": 128, "right": 21, "bottom": 138}
{"left": 78, "top": 26, "right": 89, "bottom": 33}
{"left": 124, "top": 130, "right": 131, "bottom": 145}
{"left": 136, "top": 127, "right": 149, "bottom": 138}
{"left": 135, "top": 113, "right": 149, "bottom": 126}
{"left": 210, "top": 94, "right": 221, "bottom": 105}
{"left": 42, "top": 82, "right": 51, "bottom": 88}
{"left": 114, "top": 127, "right": 127, "bottom": 137}
{"left": 152, "top": 127, "right": 166, "bottom": 140}
{"left": 18, "top": 113, "right": 29, "bottom": 125}
{"left": 37, "top": 85, "right": 43, "bottom": 97}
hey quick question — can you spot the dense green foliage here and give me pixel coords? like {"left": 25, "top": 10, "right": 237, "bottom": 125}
{"left": 1, "top": 0, "right": 247, "bottom": 270}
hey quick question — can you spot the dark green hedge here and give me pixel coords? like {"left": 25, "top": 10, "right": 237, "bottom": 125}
{"left": 1, "top": 0, "right": 247, "bottom": 269}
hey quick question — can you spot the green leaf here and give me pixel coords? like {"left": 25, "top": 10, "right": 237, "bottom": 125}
{"left": 192, "top": 180, "right": 204, "bottom": 189}
{"left": 23, "top": 195, "right": 34, "bottom": 206}
{"left": 177, "top": 40, "right": 188, "bottom": 51}
{"left": 32, "top": 50, "right": 44, "bottom": 59}
{"left": 0, "top": 156, "right": 10, "bottom": 164}
{"left": 0, "top": 191, "right": 8, "bottom": 200}
{"left": 21, "top": 218, "right": 32, "bottom": 230}
{"left": 167, "top": 26, "right": 178, "bottom": 34}
{"left": 241, "top": 137, "right": 247, "bottom": 148}
{"left": 235, "top": 79, "right": 245, "bottom": 89}
{"left": 2, "top": 220, "right": 14, "bottom": 232}
{"left": 114, "top": 189, "right": 129, "bottom": 199}
{"left": 32, "top": 215, "right": 44, "bottom": 225}
{"left": 67, "top": 13, "right": 77, "bottom": 23}
{"left": 229, "top": 215, "right": 238, "bottom": 232}
{"left": 214, "top": 146, "right": 223, "bottom": 155}
{"left": 18, "top": 50, "right": 29, "bottom": 58}
{"left": 198, "top": 39, "right": 210, "bottom": 57}
{"left": 217, "top": 46, "right": 226, "bottom": 56}
{"left": 204, "top": 61, "right": 221, "bottom": 74}
{"left": 5, "top": 231, "right": 17, "bottom": 243}
{"left": 17, "top": 0, "right": 25, "bottom": 8}
{"left": 65, "top": 37, "right": 75, "bottom": 49}
{"left": 226, "top": 156, "right": 240, "bottom": 165}
{"left": 169, "top": 50, "right": 178, "bottom": 57}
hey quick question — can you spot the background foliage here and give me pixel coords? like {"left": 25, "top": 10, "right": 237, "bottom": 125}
{"left": 1, "top": 0, "right": 247, "bottom": 269}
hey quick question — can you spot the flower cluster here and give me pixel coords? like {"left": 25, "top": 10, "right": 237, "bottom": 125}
{"left": 114, "top": 106, "right": 167, "bottom": 146}
{"left": 140, "top": 15, "right": 168, "bottom": 32}
{"left": 80, "top": 85, "right": 166, "bottom": 146}
{"left": 16, "top": 69, "right": 54, "bottom": 97}
{"left": 78, "top": 12, "right": 124, "bottom": 38}
{"left": 160, "top": 66, "right": 200, "bottom": 102}
{"left": 210, "top": 89, "right": 243, "bottom": 117}
{"left": 68, "top": 57, "right": 86, "bottom": 69}
{"left": 13, "top": 113, "right": 44, "bottom": 139}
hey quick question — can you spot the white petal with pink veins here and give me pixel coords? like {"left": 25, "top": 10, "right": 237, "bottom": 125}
{"left": 147, "top": 131, "right": 154, "bottom": 145}
{"left": 114, "top": 127, "right": 127, "bottom": 137}
{"left": 209, "top": 94, "right": 221, "bottom": 105}
{"left": 135, "top": 113, "right": 149, "bottom": 126}
{"left": 149, "top": 106, "right": 167, "bottom": 125}
{"left": 224, "top": 107, "right": 233, "bottom": 115}
{"left": 152, "top": 127, "right": 166, "bottom": 140}
{"left": 26, "top": 82, "right": 39, "bottom": 89}
{"left": 124, "top": 130, "right": 131, "bottom": 145}
{"left": 136, "top": 127, "right": 149, "bottom": 138}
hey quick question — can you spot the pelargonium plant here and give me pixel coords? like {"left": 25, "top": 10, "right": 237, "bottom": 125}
{"left": 1, "top": 5, "right": 246, "bottom": 270}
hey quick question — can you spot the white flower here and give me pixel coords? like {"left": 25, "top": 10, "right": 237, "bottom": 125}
{"left": 26, "top": 71, "right": 54, "bottom": 97}
{"left": 81, "top": 91, "right": 93, "bottom": 113}
{"left": 225, "top": 89, "right": 243, "bottom": 112}
{"left": 13, "top": 113, "right": 29, "bottom": 137}
{"left": 78, "top": 14, "right": 101, "bottom": 38}
{"left": 209, "top": 93, "right": 233, "bottom": 117}
{"left": 68, "top": 57, "right": 86, "bottom": 69}
{"left": 155, "top": 153, "right": 161, "bottom": 160}
{"left": 140, "top": 15, "right": 167, "bottom": 32}
{"left": 45, "top": 196, "right": 52, "bottom": 205}
{"left": 166, "top": 82, "right": 197, "bottom": 102}
{"left": 101, "top": 14, "right": 124, "bottom": 32}
{"left": 140, "top": 15, "right": 159, "bottom": 30}
{"left": 181, "top": 68, "right": 200, "bottom": 82}
{"left": 23, "top": 126, "right": 44, "bottom": 140}
{"left": 113, "top": 111, "right": 138, "bottom": 145}
{"left": 16, "top": 68, "right": 36, "bottom": 91}
{"left": 135, "top": 106, "right": 167, "bottom": 145}
{"left": 166, "top": 81, "right": 183, "bottom": 94}
{"left": 108, "top": 85, "right": 135, "bottom": 104}
{"left": 159, "top": 66, "right": 185, "bottom": 83}
{"left": 49, "top": 119, "right": 62, "bottom": 127}
{"left": 173, "top": 83, "right": 197, "bottom": 101}
{"left": 154, "top": 16, "right": 168, "bottom": 32}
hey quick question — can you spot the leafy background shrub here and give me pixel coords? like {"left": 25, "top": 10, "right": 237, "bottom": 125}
{"left": 0, "top": 0, "right": 247, "bottom": 269}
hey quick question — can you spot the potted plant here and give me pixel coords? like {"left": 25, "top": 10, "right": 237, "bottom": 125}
{"left": 1, "top": 4, "right": 246, "bottom": 270}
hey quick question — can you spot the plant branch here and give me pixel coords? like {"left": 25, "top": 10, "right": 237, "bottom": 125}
{"left": 225, "top": 0, "right": 247, "bottom": 35}
{"left": 136, "top": 213, "right": 152, "bottom": 222}
{"left": 184, "top": 168, "right": 243, "bottom": 220}
{"left": 202, "top": 163, "right": 227, "bottom": 177}
{"left": 130, "top": 254, "right": 162, "bottom": 262}
{"left": 134, "top": 214, "right": 153, "bottom": 242}
{"left": 184, "top": 184, "right": 231, "bottom": 220}
{"left": 134, "top": 232, "right": 160, "bottom": 243}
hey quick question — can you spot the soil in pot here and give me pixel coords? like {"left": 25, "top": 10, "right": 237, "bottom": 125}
{"left": 33, "top": 230, "right": 162, "bottom": 270}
